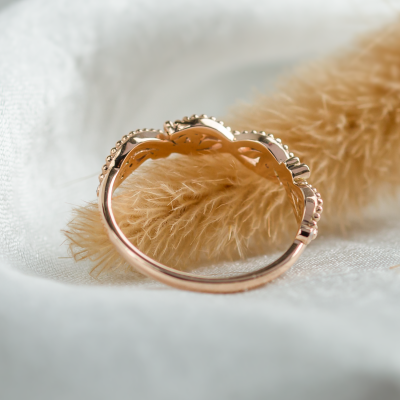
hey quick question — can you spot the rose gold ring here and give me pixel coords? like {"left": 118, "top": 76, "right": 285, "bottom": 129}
{"left": 97, "top": 115, "right": 323, "bottom": 293}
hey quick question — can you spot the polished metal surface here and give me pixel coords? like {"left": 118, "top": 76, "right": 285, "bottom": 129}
{"left": 97, "top": 115, "right": 323, "bottom": 293}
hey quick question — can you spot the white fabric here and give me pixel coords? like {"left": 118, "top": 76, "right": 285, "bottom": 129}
{"left": 1, "top": 0, "right": 400, "bottom": 399}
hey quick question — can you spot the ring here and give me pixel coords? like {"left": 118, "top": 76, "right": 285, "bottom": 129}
{"left": 97, "top": 115, "right": 323, "bottom": 293}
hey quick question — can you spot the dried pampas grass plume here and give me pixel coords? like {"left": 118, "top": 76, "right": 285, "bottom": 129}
{"left": 65, "top": 20, "right": 400, "bottom": 276}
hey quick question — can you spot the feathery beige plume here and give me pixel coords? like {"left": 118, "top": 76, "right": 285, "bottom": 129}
{"left": 64, "top": 21, "right": 400, "bottom": 276}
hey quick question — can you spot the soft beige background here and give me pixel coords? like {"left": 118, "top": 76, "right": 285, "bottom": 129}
{"left": 1, "top": 0, "right": 400, "bottom": 399}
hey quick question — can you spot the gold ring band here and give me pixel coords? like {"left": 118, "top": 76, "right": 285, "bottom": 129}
{"left": 97, "top": 115, "right": 323, "bottom": 293}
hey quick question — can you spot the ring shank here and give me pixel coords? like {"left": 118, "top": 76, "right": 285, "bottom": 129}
{"left": 99, "top": 168, "right": 305, "bottom": 293}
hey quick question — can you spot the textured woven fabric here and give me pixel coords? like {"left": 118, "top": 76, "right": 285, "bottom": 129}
{"left": 1, "top": 1, "right": 400, "bottom": 399}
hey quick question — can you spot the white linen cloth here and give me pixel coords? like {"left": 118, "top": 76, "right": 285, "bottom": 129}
{"left": 1, "top": 0, "right": 400, "bottom": 399}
